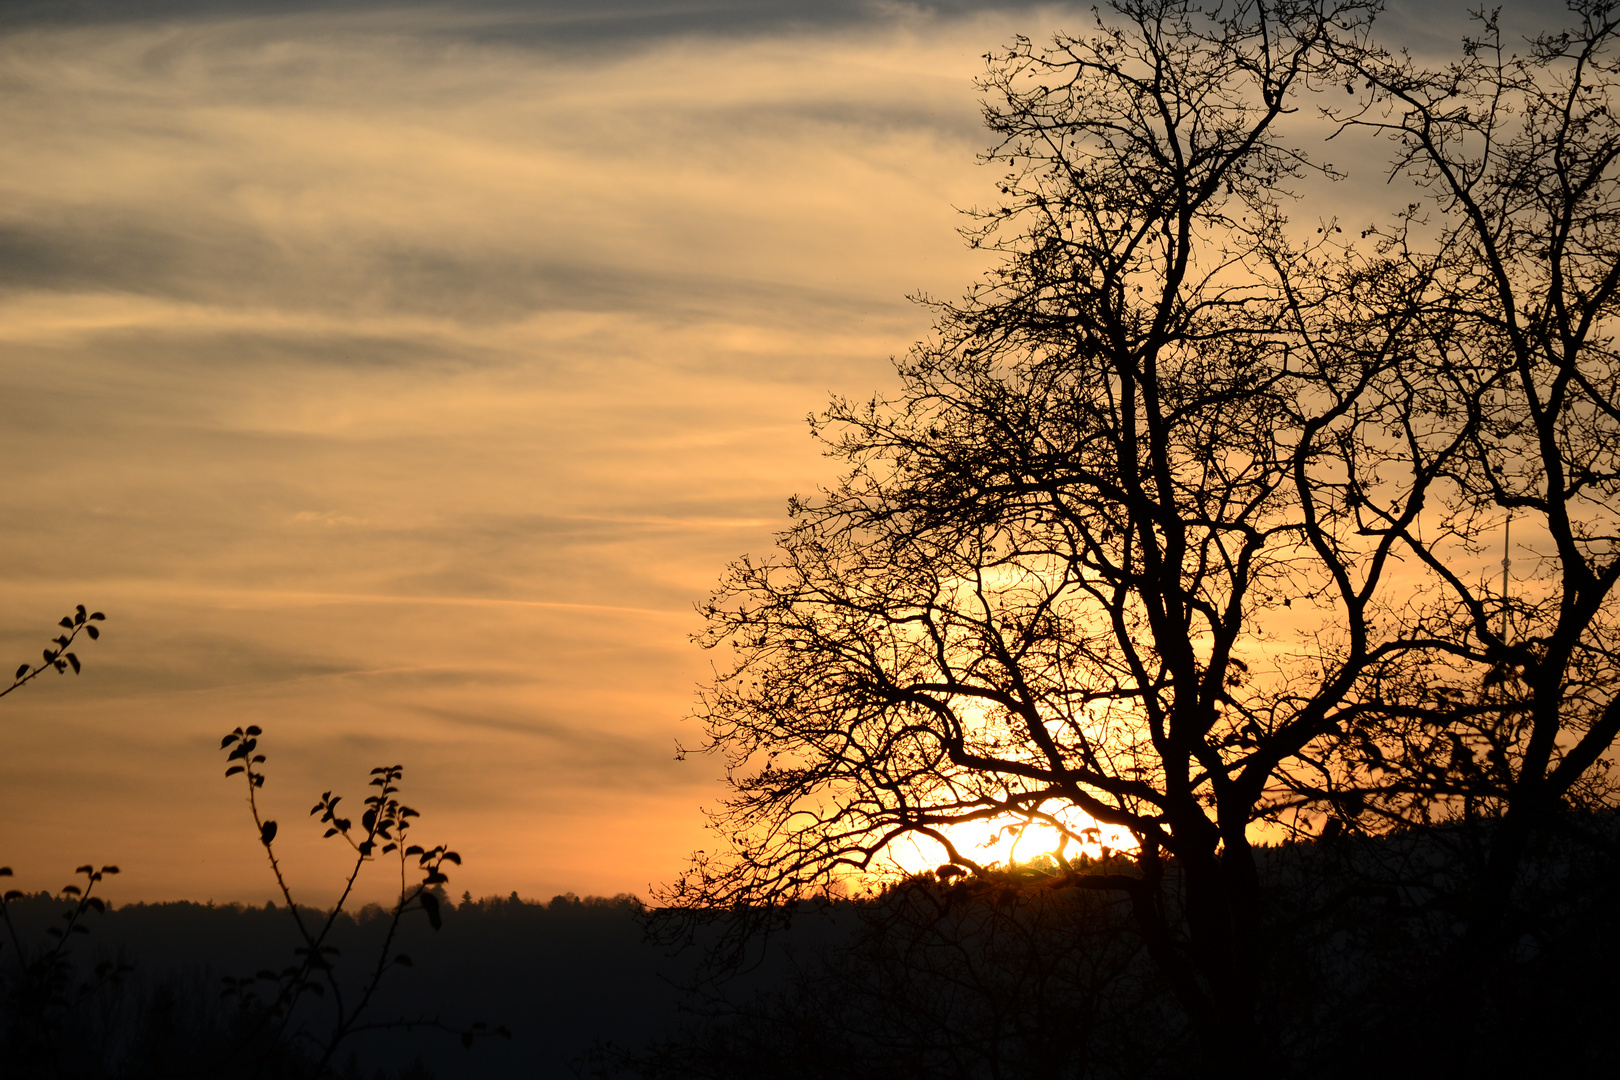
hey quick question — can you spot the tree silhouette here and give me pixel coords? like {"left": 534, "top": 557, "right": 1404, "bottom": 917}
{"left": 1290, "top": 0, "right": 1620, "bottom": 1054}
{"left": 663, "top": 2, "right": 1620, "bottom": 1075}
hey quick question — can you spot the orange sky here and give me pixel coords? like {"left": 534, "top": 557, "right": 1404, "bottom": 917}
{"left": 0, "top": 0, "right": 1495, "bottom": 906}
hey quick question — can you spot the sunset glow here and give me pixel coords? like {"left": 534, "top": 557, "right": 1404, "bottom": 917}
{"left": 0, "top": 0, "right": 1493, "bottom": 906}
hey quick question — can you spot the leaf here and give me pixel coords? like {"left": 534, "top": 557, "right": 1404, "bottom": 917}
{"left": 225, "top": 766, "right": 245, "bottom": 777}
{"left": 14, "top": 664, "right": 29, "bottom": 679}
{"left": 0, "top": 867, "right": 9, "bottom": 877}
{"left": 101, "top": 866, "right": 119, "bottom": 874}
{"left": 405, "top": 845, "right": 423, "bottom": 857}
{"left": 324, "top": 828, "right": 339, "bottom": 838}
{"left": 444, "top": 852, "right": 462, "bottom": 865}
{"left": 89, "top": 612, "right": 104, "bottom": 620}
{"left": 75, "top": 605, "right": 86, "bottom": 624}
{"left": 221, "top": 734, "right": 240, "bottom": 748}
{"left": 60, "top": 617, "right": 73, "bottom": 628}
{"left": 419, "top": 890, "right": 442, "bottom": 930}
{"left": 244, "top": 725, "right": 261, "bottom": 736}
{"left": 76, "top": 865, "right": 93, "bottom": 874}
{"left": 85, "top": 625, "right": 99, "bottom": 640}
{"left": 67, "top": 653, "right": 80, "bottom": 674}
{"left": 260, "top": 820, "right": 278, "bottom": 845}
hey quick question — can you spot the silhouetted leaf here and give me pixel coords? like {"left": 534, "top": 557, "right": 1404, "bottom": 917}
{"left": 245, "top": 725, "right": 261, "bottom": 736}
{"left": 226, "top": 766, "right": 245, "bottom": 777}
{"left": 324, "top": 828, "right": 339, "bottom": 838}
{"left": 89, "top": 612, "right": 104, "bottom": 621}
{"left": 59, "top": 617, "right": 73, "bottom": 628}
{"left": 419, "top": 890, "right": 442, "bottom": 930}
{"left": 221, "top": 733, "right": 239, "bottom": 748}
{"left": 67, "top": 653, "right": 80, "bottom": 674}
{"left": 85, "top": 625, "right": 99, "bottom": 639}
{"left": 260, "top": 820, "right": 277, "bottom": 845}
{"left": 15, "top": 664, "right": 29, "bottom": 679}
{"left": 75, "top": 605, "right": 86, "bottom": 624}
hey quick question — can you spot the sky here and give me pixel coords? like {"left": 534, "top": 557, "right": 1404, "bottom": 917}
{"left": 0, "top": 0, "right": 1508, "bottom": 906}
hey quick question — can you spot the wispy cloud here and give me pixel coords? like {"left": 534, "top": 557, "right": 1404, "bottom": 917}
{"left": 24, "top": 0, "right": 1495, "bottom": 905}
{"left": 1, "top": 0, "right": 1098, "bottom": 903}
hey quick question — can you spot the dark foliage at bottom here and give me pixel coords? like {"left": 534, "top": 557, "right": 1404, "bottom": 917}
{"left": 604, "top": 815, "right": 1620, "bottom": 1080}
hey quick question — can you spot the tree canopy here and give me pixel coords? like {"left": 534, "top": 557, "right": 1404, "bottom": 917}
{"left": 666, "top": 1, "right": 1620, "bottom": 1073}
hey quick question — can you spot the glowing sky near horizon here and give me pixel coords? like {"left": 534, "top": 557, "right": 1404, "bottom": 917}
{"left": 0, "top": 0, "right": 1498, "bottom": 906}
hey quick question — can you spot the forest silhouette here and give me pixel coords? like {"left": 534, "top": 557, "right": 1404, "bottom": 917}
{"left": 8, "top": 0, "right": 1620, "bottom": 1076}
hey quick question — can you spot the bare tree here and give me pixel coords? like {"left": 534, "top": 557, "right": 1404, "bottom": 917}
{"left": 656, "top": 2, "right": 1469, "bottom": 1074}
{"left": 1314, "top": 0, "right": 1620, "bottom": 984}
{"left": 666, "top": 0, "right": 1620, "bottom": 1073}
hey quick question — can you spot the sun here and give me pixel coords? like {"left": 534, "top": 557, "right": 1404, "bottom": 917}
{"left": 875, "top": 812, "right": 1134, "bottom": 878}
